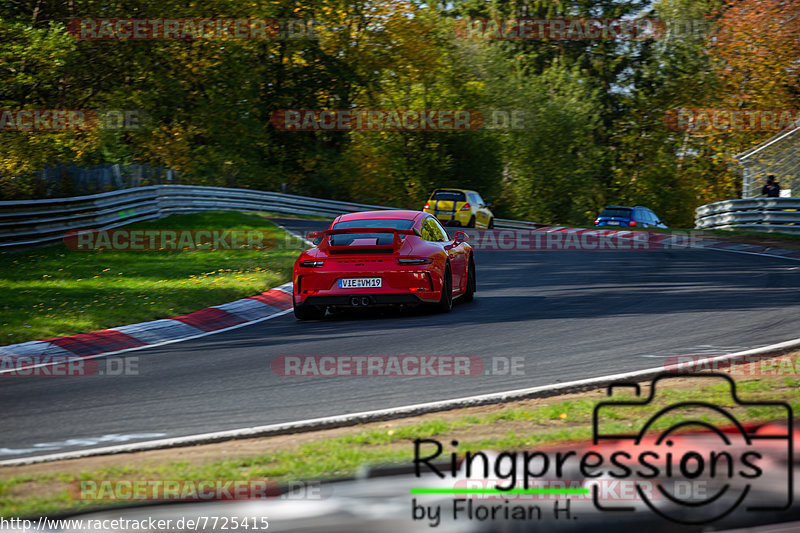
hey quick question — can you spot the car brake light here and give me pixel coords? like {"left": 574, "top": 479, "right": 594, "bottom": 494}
{"left": 299, "top": 260, "right": 325, "bottom": 267}
{"left": 397, "top": 258, "right": 432, "bottom": 264}
{"left": 628, "top": 220, "right": 637, "bottom": 226}
{"left": 594, "top": 218, "right": 600, "bottom": 225}
{"left": 460, "top": 203, "right": 471, "bottom": 211}
{"left": 424, "top": 202, "right": 430, "bottom": 209}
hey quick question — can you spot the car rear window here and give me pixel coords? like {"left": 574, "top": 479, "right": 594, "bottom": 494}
{"left": 330, "top": 218, "right": 415, "bottom": 247}
{"left": 431, "top": 191, "right": 466, "bottom": 202}
{"left": 332, "top": 218, "right": 414, "bottom": 230}
{"left": 599, "top": 208, "right": 633, "bottom": 218}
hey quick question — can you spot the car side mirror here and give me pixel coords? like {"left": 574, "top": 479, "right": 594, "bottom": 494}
{"left": 454, "top": 231, "right": 469, "bottom": 243}
{"left": 484, "top": 202, "right": 492, "bottom": 208}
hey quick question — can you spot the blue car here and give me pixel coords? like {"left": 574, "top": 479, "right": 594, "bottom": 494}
{"left": 594, "top": 206, "right": 668, "bottom": 229}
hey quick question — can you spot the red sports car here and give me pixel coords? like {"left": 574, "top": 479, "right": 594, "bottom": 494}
{"left": 292, "top": 210, "right": 476, "bottom": 320}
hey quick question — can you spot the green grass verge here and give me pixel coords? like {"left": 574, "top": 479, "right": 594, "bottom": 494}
{"left": 257, "top": 211, "right": 332, "bottom": 221}
{"left": 702, "top": 228, "right": 800, "bottom": 241}
{"left": 0, "top": 211, "right": 309, "bottom": 344}
{"left": 2, "top": 374, "right": 797, "bottom": 517}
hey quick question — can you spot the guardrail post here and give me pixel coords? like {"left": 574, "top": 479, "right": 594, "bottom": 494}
{"left": 742, "top": 166, "right": 753, "bottom": 199}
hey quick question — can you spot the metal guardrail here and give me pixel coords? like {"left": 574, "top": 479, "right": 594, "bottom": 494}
{"left": 0, "top": 185, "right": 544, "bottom": 248}
{"left": 695, "top": 197, "right": 800, "bottom": 234}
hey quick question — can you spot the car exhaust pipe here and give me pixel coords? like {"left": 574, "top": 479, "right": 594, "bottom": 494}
{"left": 350, "top": 297, "right": 360, "bottom": 307}
{"left": 360, "top": 297, "right": 371, "bottom": 306}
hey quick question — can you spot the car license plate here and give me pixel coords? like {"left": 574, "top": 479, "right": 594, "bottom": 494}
{"left": 606, "top": 221, "right": 620, "bottom": 225}
{"left": 339, "top": 278, "right": 382, "bottom": 289}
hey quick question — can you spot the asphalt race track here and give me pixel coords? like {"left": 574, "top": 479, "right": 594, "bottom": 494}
{"left": 3, "top": 218, "right": 800, "bottom": 459}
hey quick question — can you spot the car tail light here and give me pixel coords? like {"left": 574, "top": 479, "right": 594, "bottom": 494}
{"left": 299, "top": 260, "right": 325, "bottom": 267}
{"left": 397, "top": 257, "right": 432, "bottom": 265}
{"left": 460, "top": 203, "right": 471, "bottom": 211}
{"left": 594, "top": 218, "right": 600, "bottom": 225}
{"left": 424, "top": 202, "right": 430, "bottom": 209}
{"left": 628, "top": 220, "right": 637, "bottom": 226}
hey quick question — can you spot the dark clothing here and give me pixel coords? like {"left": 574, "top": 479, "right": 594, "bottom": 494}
{"left": 762, "top": 182, "right": 781, "bottom": 197}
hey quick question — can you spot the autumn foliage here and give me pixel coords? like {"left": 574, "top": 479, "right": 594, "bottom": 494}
{"left": 0, "top": 0, "right": 798, "bottom": 226}
{"left": 710, "top": 0, "right": 800, "bottom": 110}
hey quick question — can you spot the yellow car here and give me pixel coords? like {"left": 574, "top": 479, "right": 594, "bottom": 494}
{"left": 422, "top": 188, "right": 494, "bottom": 229}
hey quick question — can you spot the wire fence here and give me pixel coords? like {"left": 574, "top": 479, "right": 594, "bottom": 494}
{"left": 33, "top": 163, "right": 182, "bottom": 198}
{"left": 736, "top": 127, "right": 800, "bottom": 198}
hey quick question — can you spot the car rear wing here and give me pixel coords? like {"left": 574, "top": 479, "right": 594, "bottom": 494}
{"left": 307, "top": 228, "right": 420, "bottom": 253}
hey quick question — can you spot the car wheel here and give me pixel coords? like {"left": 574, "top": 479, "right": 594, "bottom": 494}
{"left": 293, "top": 296, "right": 325, "bottom": 320}
{"left": 463, "top": 257, "right": 476, "bottom": 302}
{"left": 436, "top": 264, "right": 453, "bottom": 313}
{"left": 467, "top": 216, "right": 476, "bottom": 228}
{"left": 487, "top": 218, "right": 494, "bottom": 229}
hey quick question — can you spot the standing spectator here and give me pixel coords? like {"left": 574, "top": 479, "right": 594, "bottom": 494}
{"left": 762, "top": 175, "right": 781, "bottom": 197}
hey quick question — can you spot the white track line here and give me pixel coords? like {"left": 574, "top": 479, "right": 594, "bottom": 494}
{"left": 4, "top": 336, "right": 800, "bottom": 466}
{"left": 0, "top": 215, "right": 317, "bottom": 375}
{"left": 0, "top": 306, "right": 294, "bottom": 376}
{"left": 698, "top": 247, "right": 800, "bottom": 262}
